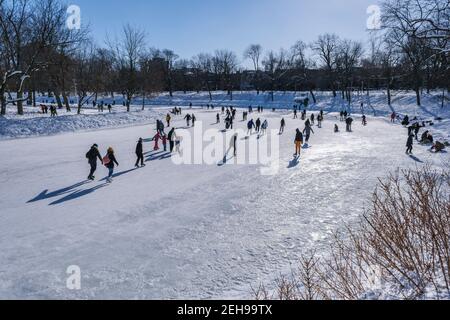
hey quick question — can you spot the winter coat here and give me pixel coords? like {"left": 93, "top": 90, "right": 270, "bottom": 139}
{"left": 86, "top": 146, "right": 102, "bottom": 164}
{"left": 295, "top": 131, "right": 304, "bottom": 143}
{"left": 105, "top": 152, "right": 119, "bottom": 169}
{"left": 406, "top": 135, "right": 414, "bottom": 147}
{"left": 136, "top": 142, "right": 143, "bottom": 155}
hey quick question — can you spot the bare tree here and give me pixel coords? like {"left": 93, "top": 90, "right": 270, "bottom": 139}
{"left": 214, "top": 49, "right": 239, "bottom": 99}
{"left": 311, "top": 34, "right": 340, "bottom": 97}
{"left": 161, "top": 49, "right": 179, "bottom": 97}
{"left": 244, "top": 44, "right": 263, "bottom": 94}
{"left": 108, "top": 24, "right": 146, "bottom": 111}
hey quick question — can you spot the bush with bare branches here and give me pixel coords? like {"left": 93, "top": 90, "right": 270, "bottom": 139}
{"left": 256, "top": 166, "right": 450, "bottom": 300}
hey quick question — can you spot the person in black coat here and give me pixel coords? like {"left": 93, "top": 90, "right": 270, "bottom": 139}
{"left": 406, "top": 134, "right": 414, "bottom": 154}
{"left": 86, "top": 144, "right": 103, "bottom": 180}
{"left": 135, "top": 138, "right": 145, "bottom": 168}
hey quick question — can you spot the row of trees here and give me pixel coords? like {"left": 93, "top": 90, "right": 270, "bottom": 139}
{"left": 1, "top": 0, "right": 448, "bottom": 115}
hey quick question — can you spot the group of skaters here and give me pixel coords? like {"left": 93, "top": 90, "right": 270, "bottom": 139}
{"left": 95, "top": 101, "right": 113, "bottom": 113}
{"left": 401, "top": 114, "right": 447, "bottom": 154}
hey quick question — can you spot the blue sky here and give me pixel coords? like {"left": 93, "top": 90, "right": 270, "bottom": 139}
{"left": 73, "top": 0, "right": 381, "bottom": 61}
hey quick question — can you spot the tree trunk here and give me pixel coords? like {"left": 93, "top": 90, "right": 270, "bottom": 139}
{"left": 17, "top": 90, "right": 24, "bottom": 115}
{"left": 415, "top": 86, "right": 421, "bottom": 106}
{"left": 62, "top": 92, "right": 71, "bottom": 112}
{"left": 32, "top": 90, "right": 36, "bottom": 107}
{"left": 309, "top": 90, "right": 317, "bottom": 104}
{"left": 0, "top": 92, "right": 6, "bottom": 115}
{"left": 387, "top": 83, "right": 391, "bottom": 106}
{"left": 77, "top": 101, "right": 82, "bottom": 115}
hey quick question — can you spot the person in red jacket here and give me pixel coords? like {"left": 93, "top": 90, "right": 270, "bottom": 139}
{"left": 153, "top": 132, "right": 161, "bottom": 150}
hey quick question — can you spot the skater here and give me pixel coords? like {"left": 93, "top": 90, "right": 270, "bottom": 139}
{"left": 230, "top": 133, "right": 238, "bottom": 157}
{"left": 104, "top": 147, "right": 119, "bottom": 183}
{"left": 166, "top": 114, "right": 171, "bottom": 127}
{"left": 243, "top": 112, "right": 248, "bottom": 121}
{"left": 320, "top": 109, "right": 324, "bottom": 119}
{"left": 168, "top": 128, "right": 178, "bottom": 153}
{"left": 86, "top": 144, "right": 103, "bottom": 180}
{"left": 301, "top": 110, "right": 306, "bottom": 121}
{"left": 216, "top": 113, "right": 220, "bottom": 124}
{"left": 135, "top": 138, "right": 145, "bottom": 168}
{"left": 310, "top": 114, "right": 315, "bottom": 125}
{"left": 294, "top": 109, "right": 298, "bottom": 119}
{"left": 280, "top": 118, "right": 286, "bottom": 135}
{"left": 406, "top": 134, "right": 414, "bottom": 154}
{"left": 184, "top": 113, "right": 192, "bottom": 127}
{"left": 362, "top": 115, "right": 367, "bottom": 126}
{"left": 317, "top": 115, "right": 323, "bottom": 128}
{"left": 108, "top": 104, "right": 112, "bottom": 113}
{"left": 261, "top": 120, "right": 268, "bottom": 135}
{"left": 340, "top": 111, "right": 344, "bottom": 121}
{"left": 192, "top": 114, "right": 196, "bottom": 127}
{"left": 402, "top": 115, "right": 410, "bottom": 126}
{"left": 391, "top": 112, "right": 396, "bottom": 123}
{"left": 162, "top": 134, "right": 168, "bottom": 152}
{"left": 255, "top": 118, "right": 261, "bottom": 133}
{"left": 346, "top": 117, "right": 354, "bottom": 132}
{"left": 294, "top": 129, "right": 304, "bottom": 156}
{"left": 153, "top": 131, "right": 162, "bottom": 151}
{"left": 303, "top": 122, "right": 315, "bottom": 144}
{"left": 247, "top": 119, "right": 256, "bottom": 135}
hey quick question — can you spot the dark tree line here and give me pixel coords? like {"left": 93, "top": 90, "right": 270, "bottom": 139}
{"left": 1, "top": 0, "right": 448, "bottom": 115}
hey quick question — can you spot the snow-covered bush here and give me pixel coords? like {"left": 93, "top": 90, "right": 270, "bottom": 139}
{"left": 255, "top": 166, "right": 450, "bottom": 300}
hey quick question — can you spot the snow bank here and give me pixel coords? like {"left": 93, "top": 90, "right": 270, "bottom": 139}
{"left": 0, "top": 109, "right": 163, "bottom": 140}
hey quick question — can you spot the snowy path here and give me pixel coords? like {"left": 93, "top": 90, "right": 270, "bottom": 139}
{"left": 0, "top": 109, "right": 448, "bottom": 299}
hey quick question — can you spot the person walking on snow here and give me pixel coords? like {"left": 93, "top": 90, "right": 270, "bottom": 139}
{"left": 255, "top": 118, "right": 261, "bottom": 133}
{"left": 294, "top": 129, "right": 304, "bottom": 156}
{"left": 280, "top": 118, "right": 286, "bottom": 135}
{"left": 406, "top": 134, "right": 414, "bottom": 154}
{"left": 247, "top": 119, "right": 256, "bottom": 135}
{"left": 86, "top": 144, "right": 103, "bottom": 180}
{"left": 303, "top": 122, "right": 315, "bottom": 144}
{"left": 184, "top": 114, "right": 192, "bottom": 127}
{"left": 153, "top": 131, "right": 162, "bottom": 151}
{"left": 168, "top": 128, "right": 178, "bottom": 153}
{"left": 135, "top": 138, "right": 145, "bottom": 168}
{"left": 261, "top": 120, "right": 268, "bottom": 135}
{"left": 104, "top": 147, "right": 119, "bottom": 183}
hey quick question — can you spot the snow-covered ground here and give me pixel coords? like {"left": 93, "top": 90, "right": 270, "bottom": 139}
{"left": 0, "top": 91, "right": 449, "bottom": 299}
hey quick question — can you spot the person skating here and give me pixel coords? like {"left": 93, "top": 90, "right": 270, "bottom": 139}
{"left": 340, "top": 111, "right": 344, "bottom": 121}
{"left": 391, "top": 112, "right": 396, "bottom": 123}
{"left": 216, "top": 113, "right": 220, "bottom": 124}
{"left": 166, "top": 114, "right": 171, "bottom": 127}
{"left": 162, "top": 134, "right": 168, "bottom": 152}
{"left": 362, "top": 115, "right": 367, "bottom": 126}
{"left": 247, "top": 119, "right": 256, "bottom": 135}
{"left": 303, "top": 122, "right": 315, "bottom": 144}
{"left": 346, "top": 117, "right": 354, "bottom": 132}
{"left": 230, "top": 133, "right": 238, "bottom": 157}
{"left": 317, "top": 115, "right": 323, "bottom": 128}
{"left": 153, "top": 131, "right": 162, "bottom": 151}
{"left": 334, "top": 124, "right": 339, "bottom": 133}
{"left": 261, "top": 120, "right": 268, "bottom": 135}
{"left": 310, "top": 114, "right": 315, "bottom": 125}
{"left": 86, "top": 144, "right": 103, "bottom": 180}
{"left": 108, "top": 104, "right": 112, "bottom": 113}
{"left": 406, "top": 134, "right": 414, "bottom": 154}
{"left": 402, "top": 115, "right": 410, "bottom": 126}
{"left": 255, "top": 118, "right": 261, "bottom": 133}
{"left": 184, "top": 114, "right": 192, "bottom": 127}
{"left": 135, "top": 138, "right": 145, "bottom": 168}
{"left": 104, "top": 147, "right": 119, "bottom": 183}
{"left": 168, "top": 128, "right": 178, "bottom": 153}
{"left": 192, "top": 114, "right": 196, "bottom": 127}
{"left": 294, "top": 129, "right": 304, "bottom": 156}
{"left": 280, "top": 118, "right": 286, "bottom": 135}
{"left": 301, "top": 110, "right": 306, "bottom": 121}
{"left": 294, "top": 109, "right": 298, "bottom": 119}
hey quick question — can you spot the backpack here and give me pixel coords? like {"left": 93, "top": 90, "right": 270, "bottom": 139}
{"left": 103, "top": 154, "right": 110, "bottom": 165}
